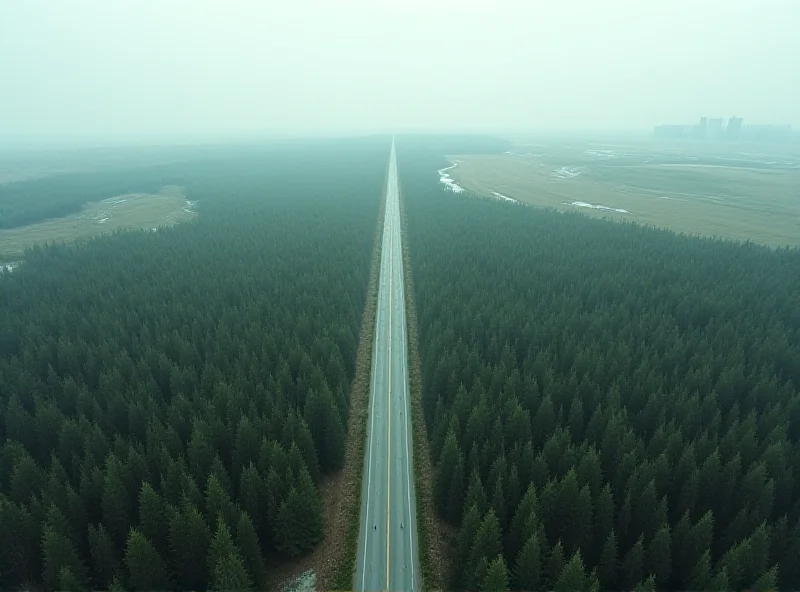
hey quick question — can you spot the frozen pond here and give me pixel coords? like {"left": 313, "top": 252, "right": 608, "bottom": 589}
{"left": 563, "top": 201, "right": 629, "bottom": 214}
{"left": 438, "top": 162, "right": 464, "bottom": 193}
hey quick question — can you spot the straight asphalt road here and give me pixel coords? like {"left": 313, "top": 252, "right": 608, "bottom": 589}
{"left": 355, "top": 139, "right": 420, "bottom": 591}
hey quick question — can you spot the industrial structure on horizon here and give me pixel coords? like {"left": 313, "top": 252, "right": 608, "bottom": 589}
{"left": 654, "top": 117, "right": 793, "bottom": 141}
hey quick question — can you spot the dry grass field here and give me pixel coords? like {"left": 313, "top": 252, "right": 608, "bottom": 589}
{"left": 0, "top": 186, "right": 196, "bottom": 261}
{"left": 446, "top": 139, "right": 800, "bottom": 247}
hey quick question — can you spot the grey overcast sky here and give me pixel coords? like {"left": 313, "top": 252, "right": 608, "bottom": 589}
{"left": 1, "top": 0, "right": 798, "bottom": 139}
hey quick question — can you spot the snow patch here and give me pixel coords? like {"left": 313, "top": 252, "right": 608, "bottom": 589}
{"left": 98, "top": 217, "right": 109, "bottom": 224}
{"left": 438, "top": 161, "right": 464, "bottom": 193}
{"left": 281, "top": 569, "right": 316, "bottom": 592}
{"left": 552, "top": 166, "right": 583, "bottom": 180}
{"left": 584, "top": 149, "right": 619, "bottom": 159}
{"left": 1, "top": 261, "right": 20, "bottom": 273}
{"left": 491, "top": 191, "right": 519, "bottom": 203}
{"left": 563, "top": 201, "right": 629, "bottom": 214}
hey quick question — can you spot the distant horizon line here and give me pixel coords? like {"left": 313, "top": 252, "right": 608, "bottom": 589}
{"left": 1, "top": 126, "right": 797, "bottom": 150}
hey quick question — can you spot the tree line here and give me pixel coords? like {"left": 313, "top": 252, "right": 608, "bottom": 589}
{"left": 399, "top": 142, "right": 800, "bottom": 591}
{"left": 0, "top": 137, "right": 388, "bottom": 590}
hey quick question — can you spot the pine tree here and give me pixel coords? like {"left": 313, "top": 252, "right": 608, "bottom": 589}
{"left": 208, "top": 517, "right": 252, "bottom": 591}
{"left": 169, "top": 500, "right": 211, "bottom": 590}
{"left": 303, "top": 387, "right": 345, "bottom": 473}
{"left": 456, "top": 504, "right": 482, "bottom": 589}
{"left": 138, "top": 482, "right": 169, "bottom": 557}
{"left": 206, "top": 473, "right": 235, "bottom": 530}
{"left": 212, "top": 553, "right": 253, "bottom": 591}
{"left": 507, "top": 483, "right": 538, "bottom": 562}
{"left": 598, "top": 530, "right": 618, "bottom": 590}
{"left": 646, "top": 523, "right": 671, "bottom": 587}
{"left": 688, "top": 549, "right": 713, "bottom": 591}
{"left": 42, "top": 526, "right": 87, "bottom": 591}
{"left": 435, "top": 430, "right": 461, "bottom": 521}
{"left": 621, "top": 535, "right": 644, "bottom": 589}
{"left": 102, "top": 455, "right": 132, "bottom": 548}
{"left": 124, "top": 529, "right": 171, "bottom": 591}
{"left": 545, "top": 541, "right": 565, "bottom": 589}
{"left": 514, "top": 533, "right": 541, "bottom": 591}
{"left": 710, "top": 567, "right": 729, "bottom": 591}
{"left": 481, "top": 555, "right": 509, "bottom": 592}
{"left": 468, "top": 510, "right": 502, "bottom": 571}
{"left": 633, "top": 574, "right": 656, "bottom": 592}
{"left": 470, "top": 557, "right": 490, "bottom": 592}
{"left": 464, "top": 469, "right": 488, "bottom": 517}
{"left": 752, "top": 565, "right": 779, "bottom": 591}
{"left": 0, "top": 496, "right": 39, "bottom": 588}
{"left": 239, "top": 463, "right": 267, "bottom": 546}
{"left": 594, "top": 483, "right": 614, "bottom": 553}
{"left": 58, "top": 566, "right": 83, "bottom": 592}
{"left": 568, "top": 398, "right": 584, "bottom": 442}
{"left": 88, "top": 523, "right": 120, "bottom": 589}
{"left": 273, "top": 467, "right": 322, "bottom": 556}
{"left": 748, "top": 522, "right": 772, "bottom": 585}
{"left": 235, "top": 511, "right": 267, "bottom": 589}
{"left": 555, "top": 551, "right": 587, "bottom": 592}
{"left": 491, "top": 474, "right": 507, "bottom": 534}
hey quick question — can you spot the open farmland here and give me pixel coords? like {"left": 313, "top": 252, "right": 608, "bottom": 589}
{"left": 0, "top": 186, "right": 195, "bottom": 262}
{"left": 446, "top": 139, "right": 800, "bottom": 247}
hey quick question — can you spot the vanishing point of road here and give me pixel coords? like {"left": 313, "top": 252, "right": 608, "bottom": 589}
{"left": 355, "top": 139, "right": 420, "bottom": 591}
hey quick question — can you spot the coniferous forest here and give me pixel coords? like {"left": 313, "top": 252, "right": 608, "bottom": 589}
{"left": 0, "top": 138, "right": 386, "bottom": 590}
{"left": 399, "top": 142, "right": 800, "bottom": 591}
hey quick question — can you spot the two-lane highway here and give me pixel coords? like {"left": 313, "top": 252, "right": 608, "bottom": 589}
{"left": 355, "top": 139, "right": 419, "bottom": 591}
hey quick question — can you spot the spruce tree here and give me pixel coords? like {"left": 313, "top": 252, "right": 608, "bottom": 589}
{"left": 169, "top": 500, "right": 211, "bottom": 590}
{"left": 621, "top": 535, "right": 645, "bottom": 589}
{"left": 138, "top": 482, "right": 169, "bottom": 557}
{"left": 88, "top": 523, "right": 120, "bottom": 589}
{"left": 752, "top": 565, "right": 779, "bottom": 591}
{"left": 273, "top": 467, "right": 322, "bottom": 556}
{"left": 235, "top": 511, "right": 267, "bottom": 589}
{"left": 646, "top": 523, "right": 671, "bottom": 587}
{"left": 597, "top": 530, "right": 618, "bottom": 590}
{"left": 41, "top": 526, "right": 87, "bottom": 591}
{"left": 633, "top": 574, "right": 656, "bottom": 592}
{"left": 124, "top": 529, "right": 170, "bottom": 591}
{"left": 514, "top": 533, "right": 542, "bottom": 592}
{"left": 208, "top": 517, "right": 252, "bottom": 592}
{"left": 468, "top": 510, "right": 502, "bottom": 571}
{"left": 545, "top": 541, "right": 565, "bottom": 589}
{"left": 481, "top": 555, "right": 510, "bottom": 592}
{"left": 555, "top": 551, "right": 588, "bottom": 592}
{"left": 507, "top": 483, "right": 538, "bottom": 562}
{"left": 688, "top": 549, "right": 713, "bottom": 591}
{"left": 455, "top": 504, "right": 482, "bottom": 589}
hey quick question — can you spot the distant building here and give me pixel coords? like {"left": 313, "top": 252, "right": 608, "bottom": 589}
{"left": 694, "top": 117, "right": 708, "bottom": 139}
{"left": 726, "top": 117, "right": 743, "bottom": 139}
{"left": 707, "top": 118, "right": 724, "bottom": 139}
{"left": 654, "top": 117, "right": 791, "bottom": 142}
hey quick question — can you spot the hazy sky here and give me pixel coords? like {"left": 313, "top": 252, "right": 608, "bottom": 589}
{"left": 1, "top": 0, "right": 798, "bottom": 139}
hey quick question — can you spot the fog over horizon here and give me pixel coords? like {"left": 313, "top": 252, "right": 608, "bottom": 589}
{"left": 1, "top": 0, "right": 798, "bottom": 143}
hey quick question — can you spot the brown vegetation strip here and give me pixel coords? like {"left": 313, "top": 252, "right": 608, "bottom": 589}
{"left": 399, "top": 181, "right": 452, "bottom": 590}
{"left": 320, "top": 181, "right": 387, "bottom": 591}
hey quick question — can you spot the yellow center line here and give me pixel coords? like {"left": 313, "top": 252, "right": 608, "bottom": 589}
{"left": 386, "top": 192, "right": 393, "bottom": 591}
